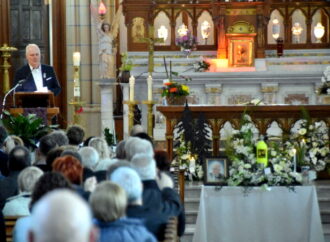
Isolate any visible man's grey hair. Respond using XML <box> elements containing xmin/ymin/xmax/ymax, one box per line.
<box><xmin>18</xmin><ymin>166</ymin><xmax>43</xmax><ymax>193</ymax></box>
<box><xmin>25</xmin><ymin>43</ymin><xmax>40</xmax><ymax>55</ymax></box>
<box><xmin>110</xmin><ymin>167</ymin><xmax>143</xmax><ymax>203</ymax></box>
<box><xmin>124</xmin><ymin>137</ymin><xmax>154</xmax><ymax>161</ymax></box>
<box><xmin>78</xmin><ymin>146</ymin><xmax>100</xmax><ymax>170</ymax></box>
<box><xmin>131</xmin><ymin>153</ymin><xmax>157</xmax><ymax>181</ymax></box>
<box><xmin>48</xmin><ymin>130</ymin><xmax>69</xmax><ymax>147</ymax></box>
<box><xmin>29</xmin><ymin>189</ymin><xmax>94</xmax><ymax>242</ymax></box>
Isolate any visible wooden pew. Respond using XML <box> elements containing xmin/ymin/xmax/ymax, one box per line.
<box><xmin>5</xmin><ymin>216</ymin><xmax>21</xmax><ymax>242</ymax></box>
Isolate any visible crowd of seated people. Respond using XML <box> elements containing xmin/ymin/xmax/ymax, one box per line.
<box><xmin>0</xmin><ymin>124</ymin><xmax>185</xmax><ymax>241</ymax></box>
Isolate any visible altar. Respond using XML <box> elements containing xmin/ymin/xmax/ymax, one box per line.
<box><xmin>193</xmin><ymin>186</ymin><xmax>324</xmax><ymax>242</ymax></box>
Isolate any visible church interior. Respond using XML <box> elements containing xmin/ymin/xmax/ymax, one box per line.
<box><xmin>0</xmin><ymin>0</ymin><xmax>330</xmax><ymax>241</ymax></box>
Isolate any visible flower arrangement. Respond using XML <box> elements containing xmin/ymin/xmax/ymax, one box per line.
<box><xmin>289</xmin><ymin>118</ymin><xmax>330</xmax><ymax>171</ymax></box>
<box><xmin>318</xmin><ymin>66</ymin><xmax>330</xmax><ymax>95</ymax></box>
<box><xmin>225</xmin><ymin>114</ymin><xmax>302</xmax><ymax>187</ymax></box>
<box><xmin>176</xmin><ymin>31</ymin><xmax>197</xmax><ymax>50</ymax></box>
<box><xmin>162</xmin><ymin>80</ymin><xmax>189</xmax><ymax>98</ymax></box>
<box><xmin>174</xmin><ymin>135</ymin><xmax>203</xmax><ymax>181</ymax></box>
<box><xmin>194</xmin><ymin>59</ymin><xmax>210</xmax><ymax>72</ymax></box>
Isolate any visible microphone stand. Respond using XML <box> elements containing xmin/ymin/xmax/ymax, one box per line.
<box><xmin>1</xmin><ymin>82</ymin><xmax>22</xmax><ymax>119</ymax></box>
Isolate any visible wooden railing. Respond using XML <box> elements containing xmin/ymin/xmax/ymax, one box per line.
<box><xmin>157</xmin><ymin>105</ymin><xmax>330</xmax><ymax>201</ymax></box>
<box><xmin>157</xmin><ymin>105</ymin><xmax>330</xmax><ymax>160</ymax></box>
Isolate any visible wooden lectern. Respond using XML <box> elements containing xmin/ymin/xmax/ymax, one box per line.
<box><xmin>9</xmin><ymin>92</ymin><xmax>59</xmax><ymax>125</ymax></box>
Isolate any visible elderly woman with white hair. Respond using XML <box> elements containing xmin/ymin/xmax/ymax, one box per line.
<box><xmin>2</xmin><ymin>166</ymin><xmax>43</xmax><ymax>216</ymax></box>
<box><xmin>110</xmin><ymin>167</ymin><xmax>169</xmax><ymax>240</ymax></box>
<box><xmin>124</xmin><ymin>137</ymin><xmax>154</xmax><ymax>161</ymax></box>
<box><xmin>88</xmin><ymin>137</ymin><xmax>116</xmax><ymax>171</ymax></box>
<box><xmin>89</xmin><ymin>181</ymin><xmax>156</xmax><ymax>242</ymax></box>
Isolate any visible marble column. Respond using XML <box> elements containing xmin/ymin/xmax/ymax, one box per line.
<box><xmin>121</xmin><ymin>83</ymin><xmax>130</xmax><ymax>139</ymax></box>
<box><xmin>98</xmin><ymin>79</ymin><xmax>116</xmax><ymax>137</ymax></box>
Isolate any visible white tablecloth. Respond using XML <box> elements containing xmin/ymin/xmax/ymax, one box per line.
<box><xmin>193</xmin><ymin>186</ymin><xmax>324</xmax><ymax>242</ymax></box>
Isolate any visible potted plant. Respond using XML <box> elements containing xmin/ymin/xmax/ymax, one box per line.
<box><xmin>119</xmin><ymin>52</ymin><xmax>133</xmax><ymax>83</ymax></box>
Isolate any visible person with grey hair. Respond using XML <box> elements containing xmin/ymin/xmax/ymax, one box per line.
<box><xmin>28</xmin><ymin>189</ymin><xmax>98</xmax><ymax>242</ymax></box>
<box><xmin>124</xmin><ymin>137</ymin><xmax>154</xmax><ymax>161</ymax></box>
<box><xmin>110</xmin><ymin>167</ymin><xmax>169</xmax><ymax>240</ymax></box>
<box><xmin>48</xmin><ymin>130</ymin><xmax>69</xmax><ymax>147</ymax></box>
<box><xmin>130</xmin><ymin>124</ymin><xmax>145</xmax><ymax>136</ymax></box>
<box><xmin>3</xmin><ymin>166</ymin><xmax>43</xmax><ymax>216</ymax></box>
<box><xmin>89</xmin><ymin>181</ymin><xmax>156</xmax><ymax>242</ymax></box>
<box><xmin>79</xmin><ymin>147</ymin><xmax>99</xmax><ymax>171</ymax></box>
<box><xmin>131</xmin><ymin>153</ymin><xmax>186</xmax><ymax>237</ymax></box>
<box><xmin>13</xmin><ymin>43</ymin><xmax>61</xmax><ymax>96</ymax></box>
<box><xmin>88</xmin><ymin>137</ymin><xmax>115</xmax><ymax>171</ymax></box>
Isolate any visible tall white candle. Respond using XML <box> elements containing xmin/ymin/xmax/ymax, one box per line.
<box><xmin>73</xmin><ymin>52</ymin><xmax>81</xmax><ymax>67</ymax></box>
<box><xmin>147</xmin><ymin>74</ymin><xmax>153</xmax><ymax>101</ymax></box>
<box><xmin>293</xmin><ymin>148</ymin><xmax>297</xmax><ymax>172</ymax></box>
<box><xmin>129</xmin><ymin>75</ymin><xmax>135</xmax><ymax>101</ymax></box>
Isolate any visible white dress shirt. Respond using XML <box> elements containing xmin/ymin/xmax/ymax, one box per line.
<box><xmin>30</xmin><ymin>65</ymin><xmax>48</xmax><ymax>92</ymax></box>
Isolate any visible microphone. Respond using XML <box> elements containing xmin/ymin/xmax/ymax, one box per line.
<box><xmin>17</xmin><ymin>79</ymin><xmax>26</xmax><ymax>85</ymax></box>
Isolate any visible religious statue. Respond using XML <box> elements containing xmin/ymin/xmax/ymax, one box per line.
<box><xmin>91</xmin><ymin>1</ymin><xmax>122</xmax><ymax>79</ymax></box>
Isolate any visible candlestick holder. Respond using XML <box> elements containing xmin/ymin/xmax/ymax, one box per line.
<box><xmin>142</xmin><ymin>100</ymin><xmax>156</xmax><ymax>137</ymax></box>
<box><xmin>0</xmin><ymin>44</ymin><xmax>17</xmax><ymax>94</ymax></box>
<box><xmin>123</xmin><ymin>100</ymin><xmax>139</xmax><ymax>132</ymax></box>
<box><xmin>69</xmin><ymin>65</ymin><xmax>84</xmax><ymax>125</ymax></box>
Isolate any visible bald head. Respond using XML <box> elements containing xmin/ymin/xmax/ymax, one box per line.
<box><xmin>29</xmin><ymin>189</ymin><xmax>97</xmax><ymax>242</ymax></box>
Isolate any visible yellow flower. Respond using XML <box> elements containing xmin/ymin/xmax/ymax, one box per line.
<box><xmin>182</xmin><ymin>85</ymin><xmax>189</xmax><ymax>92</ymax></box>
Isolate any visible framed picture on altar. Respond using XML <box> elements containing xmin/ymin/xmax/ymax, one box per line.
<box><xmin>203</xmin><ymin>156</ymin><xmax>228</xmax><ymax>185</ymax></box>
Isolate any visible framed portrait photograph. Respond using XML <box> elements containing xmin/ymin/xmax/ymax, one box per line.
<box><xmin>204</xmin><ymin>157</ymin><xmax>228</xmax><ymax>185</ymax></box>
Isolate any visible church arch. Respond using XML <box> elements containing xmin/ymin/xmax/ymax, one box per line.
<box><xmin>290</xmin><ymin>9</ymin><xmax>307</xmax><ymax>44</ymax></box>
<box><xmin>267</xmin><ymin>9</ymin><xmax>285</xmax><ymax>44</ymax></box>
<box><xmin>154</xmin><ymin>11</ymin><xmax>171</xmax><ymax>46</ymax></box>
<box><xmin>197</xmin><ymin>10</ymin><xmax>214</xmax><ymax>45</ymax></box>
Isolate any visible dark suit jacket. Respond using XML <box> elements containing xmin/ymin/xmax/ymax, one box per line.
<box><xmin>13</xmin><ymin>64</ymin><xmax>61</xmax><ymax>96</ymax></box>
<box><xmin>0</xmin><ymin>171</ymin><xmax>20</xmax><ymax>210</ymax></box>
<box><xmin>142</xmin><ymin>180</ymin><xmax>185</xmax><ymax>236</ymax></box>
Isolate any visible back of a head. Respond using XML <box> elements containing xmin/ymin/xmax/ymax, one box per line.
<box><xmin>107</xmin><ymin>160</ymin><xmax>131</xmax><ymax>178</ymax></box>
<box><xmin>125</xmin><ymin>137</ymin><xmax>154</xmax><ymax>161</ymax></box>
<box><xmin>89</xmin><ymin>181</ymin><xmax>126</xmax><ymax>222</ymax></box>
<box><xmin>154</xmin><ymin>150</ymin><xmax>171</xmax><ymax>171</ymax></box>
<box><xmin>39</xmin><ymin>135</ymin><xmax>58</xmax><ymax>157</ymax></box>
<box><xmin>8</xmin><ymin>145</ymin><xmax>31</xmax><ymax>172</ymax></box>
<box><xmin>48</xmin><ymin>130</ymin><xmax>69</xmax><ymax>147</ymax></box>
<box><xmin>130</xmin><ymin>124</ymin><xmax>144</xmax><ymax>136</ymax></box>
<box><xmin>115</xmin><ymin>140</ymin><xmax>126</xmax><ymax>159</ymax></box>
<box><xmin>17</xmin><ymin>166</ymin><xmax>43</xmax><ymax>193</ymax></box>
<box><xmin>52</xmin><ymin>155</ymin><xmax>83</xmax><ymax>185</ymax></box>
<box><xmin>66</xmin><ymin>125</ymin><xmax>85</xmax><ymax>145</ymax></box>
<box><xmin>133</xmin><ymin>132</ymin><xmax>154</xmax><ymax>147</ymax></box>
<box><xmin>30</xmin><ymin>189</ymin><xmax>94</xmax><ymax>242</ymax></box>
<box><xmin>0</xmin><ymin>126</ymin><xmax>8</xmax><ymax>147</ymax></box>
<box><xmin>4</xmin><ymin>135</ymin><xmax>24</xmax><ymax>154</ymax></box>
<box><xmin>30</xmin><ymin>172</ymin><xmax>72</xmax><ymax>209</ymax></box>
<box><xmin>110</xmin><ymin>167</ymin><xmax>142</xmax><ymax>204</ymax></box>
<box><xmin>61</xmin><ymin>150</ymin><xmax>82</xmax><ymax>163</ymax></box>
<box><xmin>78</xmin><ymin>147</ymin><xmax>99</xmax><ymax>170</ymax></box>
<box><xmin>131</xmin><ymin>153</ymin><xmax>156</xmax><ymax>181</ymax></box>
<box><xmin>46</xmin><ymin>147</ymin><xmax>65</xmax><ymax>170</ymax></box>
<box><xmin>88</xmin><ymin>137</ymin><xmax>109</xmax><ymax>160</ymax></box>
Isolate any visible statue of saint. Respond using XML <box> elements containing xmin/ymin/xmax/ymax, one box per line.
<box><xmin>91</xmin><ymin>2</ymin><xmax>122</xmax><ymax>79</ymax></box>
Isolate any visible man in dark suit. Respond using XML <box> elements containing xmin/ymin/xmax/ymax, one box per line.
<box><xmin>13</xmin><ymin>44</ymin><xmax>61</xmax><ymax>96</ymax></box>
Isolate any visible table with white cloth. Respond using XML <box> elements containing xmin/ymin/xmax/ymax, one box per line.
<box><xmin>192</xmin><ymin>186</ymin><xmax>324</xmax><ymax>242</ymax></box>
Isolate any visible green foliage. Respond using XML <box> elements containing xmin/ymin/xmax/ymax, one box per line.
<box><xmin>104</xmin><ymin>127</ymin><xmax>115</xmax><ymax>146</ymax></box>
<box><xmin>119</xmin><ymin>52</ymin><xmax>133</xmax><ymax>71</ymax></box>
<box><xmin>2</xmin><ymin>110</ymin><xmax>56</xmax><ymax>149</ymax></box>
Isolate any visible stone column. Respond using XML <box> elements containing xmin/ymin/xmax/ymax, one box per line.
<box><xmin>98</xmin><ymin>79</ymin><xmax>116</xmax><ymax>137</ymax></box>
<box><xmin>261</xmin><ymin>83</ymin><xmax>278</xmax><ymax>104</ymax></box>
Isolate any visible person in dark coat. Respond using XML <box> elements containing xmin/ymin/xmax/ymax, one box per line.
<box><xmin>110</xmin><ymin>166</ymin><xmax>169</xmax><ymax>240</ymax></box>
<box><xmin>13</xmin><ymin>44</ymin><xmax>61</xmax><ymax>96</ymax></box>
<box><xmin>0</xmin><ymin>126</ymin><xmax>9</xmax><ymax>177</ymax></box>
<box><xmin>0</xmin><ymin>146</ymin><xmax>31</xmax><ymax>209</ymax></box>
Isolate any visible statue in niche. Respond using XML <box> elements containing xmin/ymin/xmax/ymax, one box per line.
<box><xmin>91</xmin><ymin>1</ymin><xmax>122</xmax><ymax>79</ymax></box>
<box><xmin>132</xmin><ymin>17</ymin><xmax>145</xmax><ymax>43</ymax></box>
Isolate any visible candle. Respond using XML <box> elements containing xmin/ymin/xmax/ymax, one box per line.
<box><xmin>129</xmin><ymin>75</ymin><xmax>135</xmax><ymax>101</ymax></box>
<box><xmin>73</xmin><ymin>52</ymin><xmax>81</xmax><ymax>67</ymax></box>
<box><xmin>292</xmin><ymin>148</ymin><xmax>297</xmax><ymax>172</ymax></box>
<box><xmin>147</xmin><ymin>74</ymin><xmax>153</xmax><ymax>101</ymax></box>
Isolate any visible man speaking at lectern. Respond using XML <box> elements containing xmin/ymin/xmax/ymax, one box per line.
<box><xmin>13</xmin><ymin>44</ymin><xmax>61</xmax><ymax>96</ymax></box>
